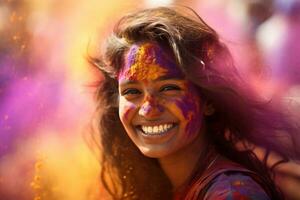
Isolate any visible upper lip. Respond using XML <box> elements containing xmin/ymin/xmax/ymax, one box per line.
<box><xmin>134</xmin><ymin>121</ymin><xmax>178</xmax><ymax>127</ymax></box>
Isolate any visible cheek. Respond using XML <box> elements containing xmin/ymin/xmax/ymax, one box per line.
<box><xmin>119</xmin><ymin>98</ymin><xmax>136</xmax><ymax>125</ymax></box>
<box><xmin>170</xmin><ymin>92</ymin><xmax>202</xmax><ymax>135</ymax></box>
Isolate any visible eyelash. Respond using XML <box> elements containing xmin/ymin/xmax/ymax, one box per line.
<box><xmin>121</xmin><ymin>84</ymin><xmax>181</xmax><ymax>96</ymax></box>
<box><xmin>160</xmin><ymin>84</ymin><xmax>181</xmax><ymax>92</ymax></box>
<box><xmin>121</xmin><ymin>88</ymin><xmax>141</xmax><ymax>96</ymax></box>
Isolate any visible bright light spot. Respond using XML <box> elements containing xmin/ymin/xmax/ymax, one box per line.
<box><xmin>256</xmin><ymin>16</ymin><xmax>285</xmax><ymax>55</ymax></box>
<box><xmin>145</xmin><ymin>0</ymin><xmax>173</xmax><ymax>7</ymax></box>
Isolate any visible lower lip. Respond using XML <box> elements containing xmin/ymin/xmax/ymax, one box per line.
<box><xmin>137</xmin><ymin>124</ymin><xmax>178</xmax><ymax>143</ymax></box>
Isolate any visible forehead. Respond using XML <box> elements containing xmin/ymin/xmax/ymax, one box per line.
<box><xmin>118</xmin><ymin>42</ymin><xmax>183</xmax><ymax>82</ymax></box>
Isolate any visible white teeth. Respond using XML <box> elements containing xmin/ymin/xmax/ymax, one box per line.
<box><xmin>164</xmin><ymin>124</ymin><xmax>168</xmax><ymax>130</ymax></box>
<box><xmin>158</xmin><ymin>125</ymin><xmax>163</xmax><ymax>132</ymax></box>
<box><xmin>141</xmin><ymin>124</ymin><xmax>174</xmax><ymax>135</ymax></box>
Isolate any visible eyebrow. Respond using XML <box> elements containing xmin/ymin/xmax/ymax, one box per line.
<box><xmin>119</xmin><ymin>75</ymin><xmax>184</xmax><ymax>85</ymax></box>
<box><xmin>156</xmin><ymin>74</ymin><xmax>184</xmax><ymax>81</ymax></box>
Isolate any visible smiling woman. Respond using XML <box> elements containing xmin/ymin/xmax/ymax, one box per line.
<box><xmin>88</xmin><ymin>6</ymin><xmax>299</xmax><ymax>200</ymax></box>
<box><xmin>118</xmin><ymin>42</ymin><xmax>203</xmax><ymax>159</ymax></box>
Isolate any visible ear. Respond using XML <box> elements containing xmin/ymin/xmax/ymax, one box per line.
<box><xmin>204</xmin><ymin>102</ymin><xmax>215</xmax><ymax>116</ymax></box>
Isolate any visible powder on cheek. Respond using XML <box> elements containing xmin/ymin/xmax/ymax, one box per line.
<box><xmin>119</xmin><ymin>102</ymin><xmax>136</xmax><ymax>121</ymax></box>
<box><xmin>174</xmin><ymin>86</ymin><xmax>202</xmax><ymax>135</ymax></box>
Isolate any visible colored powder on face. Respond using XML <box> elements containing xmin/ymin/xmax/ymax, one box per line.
<box><xmin>139</xmin><ymin>101</ymin><xmax>152</xmax><ymax>116</ymax></box>
<box><xmin>174</xmin><ymin>84</ymin><xmax>201</xmax><ymax>135</ymax></box>
<box><xmin>118</xmin><ymin>43</ymin><xmax>182</xmax><ymax>82</ymax></box>
<box><xmin>121</xmin><ymin>104</ymin><xmax>136</xmax><ymax>121</ymax></box>
<box><xmin>185</xmin><ymin>112</ymin><xmax>198</xmax><ymax>135</ymax></box>
<box><xmin>176</xmin><ymin>99</ymin><xmax>199</xmax><ymax>134</ymax></box>
<box><xmin>139</xmin><ymin>97</ymin><xmax>164</xmax><ymax>116</ymax></box>
<box><xmin>175</xmin><ymin>83</ymin><xmax>200</xmax><ymax>119</ymax></box>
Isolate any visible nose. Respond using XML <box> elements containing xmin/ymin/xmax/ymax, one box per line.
<box><xmin>138</xmin><ymin>95</ymin><xmax>164</xmax><ymax>119</ymax></box>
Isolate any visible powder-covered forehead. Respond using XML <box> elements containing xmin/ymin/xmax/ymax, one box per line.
<box><xmin>118</xmin><ymin>42</ymin><xmax>183</xmax><ymax>82</ymax></box>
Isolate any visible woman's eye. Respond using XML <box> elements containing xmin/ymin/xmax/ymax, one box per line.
<box><xmin>160</xmin><ymin>85</ymin><xmax>181</xmax><ymax>92</ymax></box>
<box><xmin>121</xmin><ymin>88</ymin><xmax>141</xmax><ymax>96</ymax></box>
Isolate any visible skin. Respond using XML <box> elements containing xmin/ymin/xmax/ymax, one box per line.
<box><xmin>118</xmin><ymin>42</ymin><xmax>209</xmax><ymax>188</ymax></box>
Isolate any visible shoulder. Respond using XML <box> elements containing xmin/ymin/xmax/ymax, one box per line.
<box><xmin>203</xmin><ymin>172</ymin><xmax>271</xmax><ymax>200</ymax></box>
<box><xmin>181</xmin><ymin>155</ymin><xmax>274</xmax><ymax>200</ymax></box>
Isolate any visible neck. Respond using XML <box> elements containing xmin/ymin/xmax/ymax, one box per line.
<box><xmin>158</xmin><ymin>134</ymin><xmax>206</xmax><ymax>190</ymax></box>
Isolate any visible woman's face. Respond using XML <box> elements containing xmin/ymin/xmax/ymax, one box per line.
<box><xmin>118</xmin><ymin>42</ymin><xmax>205</xmax><ymax>158</ymax></box>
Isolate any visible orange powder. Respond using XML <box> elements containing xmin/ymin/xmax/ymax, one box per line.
<box><xmin>121</xmin><ymin>43</ymin><xmax>169</xmax><ymax>81</ymax></box>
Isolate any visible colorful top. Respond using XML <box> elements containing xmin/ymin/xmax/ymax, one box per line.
<box><xmin>174</xmin><ymin>155</ymin><xmax>276</xmax><ymax>200</ymax></box>
<box><xmin>203</xmin><ymin>172</ymin><xmax>270</xmax><ymax>200</ymax></box>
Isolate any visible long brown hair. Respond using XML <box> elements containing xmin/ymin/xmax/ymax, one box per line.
<box><xmin>88</xmin><ymin>6</ymin><xmax>299</xmax><ymax>199</ymax></box>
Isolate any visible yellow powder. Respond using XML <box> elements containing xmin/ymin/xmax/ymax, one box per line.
<box><xmin>125</xmin><ymin>43</ymin><xmax>168</xmax><ymax>81</ymax></box>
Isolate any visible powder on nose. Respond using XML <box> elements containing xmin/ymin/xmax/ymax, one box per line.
<box><xmin>139</xmin><ymin>97</ymin><xmax>164</xmax><ymax>116</ymax></box>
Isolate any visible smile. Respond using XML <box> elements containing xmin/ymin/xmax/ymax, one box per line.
<box><xmin>140</xmin><ymin>123</ymin><xmax>175</xmax><ymax>135</ymax></box>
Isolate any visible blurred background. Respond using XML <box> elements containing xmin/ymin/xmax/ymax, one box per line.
<box><xmin>0</xmin><ymin>0</ymin><xmax>299</xmax><ymax>199</ymax></box>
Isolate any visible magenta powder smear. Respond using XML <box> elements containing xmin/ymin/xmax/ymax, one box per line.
<box><xmin>174</xmin><ymin>88</ymin><xmax>201</xmax><ymax>135</ymax></box>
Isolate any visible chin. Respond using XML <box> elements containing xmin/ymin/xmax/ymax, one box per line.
<box><xmin>138</xmin><ymin>145</ymin><xmax>174</xmax><ymax>158</ymax></box>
